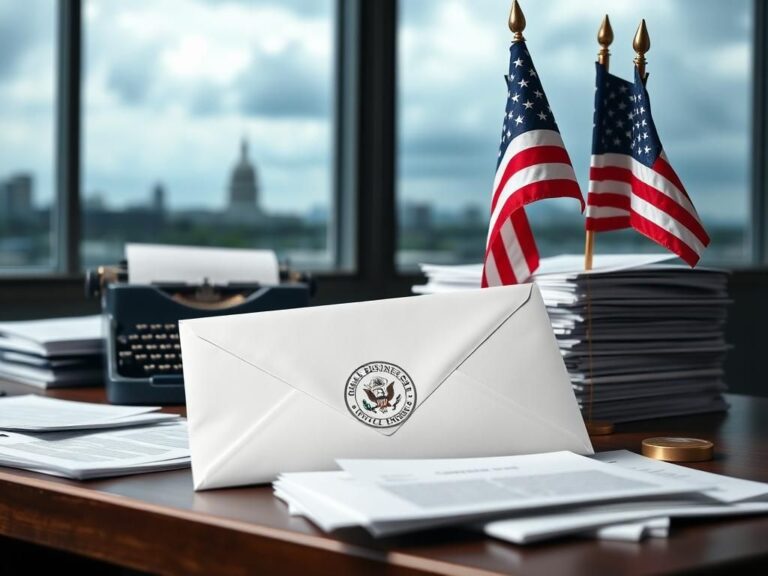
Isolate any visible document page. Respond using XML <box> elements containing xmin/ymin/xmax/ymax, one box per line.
<box><xmin>479</xmin><ymin>450</ymin><xmax>768</xmax><ymax>544</ymax></box>
<box><xmin>314</xmin><ymin>452</ymin><xmax>707</xmax><ymax>524</ymax></box>
<box><xmin>480</xmin><ymin>498</ymin><xmax>768</xmax><ymax>544</ymax></box>
<box><xmin>592</xmin><ymin>450</ymin><xmax>768</xmax><ymax>503</ymax></box>
<box><xmin>0</xmin><ymin>421</ymin><xmax>189</xmax><ymax>477</ymax></box>
<box><xmin>0</xmin><ymin>395</ymin><xmax>173</xmax><ymax>431</ymax></box>
<box><xmin>0</xmin><ymin>315</ymin><xmax>102</xmax><ymax>356</ymax></box>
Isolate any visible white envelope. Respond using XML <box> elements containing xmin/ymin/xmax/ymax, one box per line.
<box><xmin>180</xmin><ymin>284</ymin><xmax>593</xmax><ymax>490</ymax></box>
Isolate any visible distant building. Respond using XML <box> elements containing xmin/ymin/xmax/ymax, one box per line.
<box><xmin>84</xmin><ymin>191</ymin><xmax>107</xmax><ymax>211</ymax></box>
<box><xmin>152</xmin><ymin>182</ymin><xmax>166</xmax><ymax>214</ymax></box>
<box><xmin>1</xmin><ymin>173</ymin><xmax>34</xmax><ymax>223</ymax></box>
<box><xmin>400</xmin><ymin>201</ymin><xmax>433</xmax><ymax>230</ymax></box>
<box><xmin>461</xmin><ymin>203</ymin><xmax>484</xmax><ymax>226</ymax></box>
<box><xmin>228</xmin><ymin>138</ymin><xmax>261</xmax><ymax>214</ymax></box>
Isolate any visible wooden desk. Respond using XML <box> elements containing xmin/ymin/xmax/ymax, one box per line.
<box><xmin>1</xmin><ymin>388</ymin><xmax>767</xmax><ymax>575</ymax></box>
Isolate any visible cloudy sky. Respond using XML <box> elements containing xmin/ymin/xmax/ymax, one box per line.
<box><xmin>0</xmin><ymin>0</ymin><xmax>753</xmax><ymax>227</ymax></box>
<box><xmin>398</xmin><ymin>0</ymin><xmax>753</xmax><ymax>227</ymax></box>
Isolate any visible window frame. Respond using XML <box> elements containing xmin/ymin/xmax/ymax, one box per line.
<box><xmin>0</xmin><ymin>0</ymin><xmax>764</xmax><ymax>319</ymax></box>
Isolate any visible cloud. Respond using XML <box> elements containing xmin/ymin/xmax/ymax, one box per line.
<box><xmin>105</xmin><ymin>44</ymin><xmax>160</xmax><ymax>105</ymax></box>
<box><xmin>237</xmin><ymin>44</ymin><xmax>331</xmax><ymax>118</ymax></box>
<box><xmin>0</xmin><ymin>1</ymin><xmax>51</xmax><ymax>79</ymax></box>
<box><xmin>200</xmin><ymin>0</ymin><xmax>332</xmax><ymax>18</ymax></box>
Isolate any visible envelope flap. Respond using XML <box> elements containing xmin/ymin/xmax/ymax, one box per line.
<box><xmin>182</xmin><ymin>285</ymin><xmax>533</xmax><ymax>435</ymax></box>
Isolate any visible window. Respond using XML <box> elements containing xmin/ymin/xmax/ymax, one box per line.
<box><xmin>81</xmin><ymin>0</ymin><xmax>336</xmax><ymax>270</ymax></box>
<box><xmin>397</xmin><ymin>0</ymin><xmax>753</xmax><ymax>268</ymax></box>
<box><xmin>0</xmin><ymin>0</ymin><xmax>56</xmax><ymax>269</ymax></box>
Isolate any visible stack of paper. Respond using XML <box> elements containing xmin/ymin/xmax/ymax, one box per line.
<box><xmin>414</xmin><ymin>255</ymin><xmax>730</xmax><ymax>422</ymax></box>
<box><xmin>275</xmin><ymin>451</ymin><xmax>768</xmax><ymax>544</ymax></box>
<box><xmin>481</xmin><ymin>450</ymin><xmax>768</xmax><ymax>544</ymax></box>
<box><xmin>0</xmin><ymin>395</ymin><xmax>190</xmax><ymax>479</ymax></box>
<box><xmin>0</xmin><ymin>316</ymin><xmax>104</xmax><ymax>388</ymax></box>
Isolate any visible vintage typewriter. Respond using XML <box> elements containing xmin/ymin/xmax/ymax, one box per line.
<box><xmin>86</xmin><ymin>263</ymin><xmax>313</xmax><ymax>405</ymax></box>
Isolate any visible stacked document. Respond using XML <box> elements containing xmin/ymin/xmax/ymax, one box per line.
<box><xmin>481</xmin><ymin>450</ymin><xmax>768</xmax><ymax>544</ymax></box>
<box><xmin>0</xmin><ymin>395</ymin><xmax>189</xmax><ymax>479</ymax></box>
<box><xmin>275</xmin><ymin>451</ymin><xmax>768</xmax><ymax>543</ymax></box>
<box><xmin>0</xmin><ymin>316</ymin><xmax>104</xmax><ymax>388</ymax></box>
<box><xmin>414</xmin><ymin>255</ymin><xmax>730</xmax><ymax>422</ymax></box>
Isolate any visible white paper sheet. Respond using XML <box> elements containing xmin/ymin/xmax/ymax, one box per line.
<box><xmin>0</xmin><ymin>395</ymin><xmax>176</xmax><ymax>431</ymax></box>
<box><xmin>588</xmin><ymin>517</ymin><xmax>670</xmax><ymax>541</ymax></box>
<box><xmin>0</xmin><ymin>315</ymin><xmax>103</xmax><ymax>357</ymax></box>
<box><xmin>0</xmin><ymin>421</ymin><xmax>190</xmax><ymax>479</ymax></box>
<box><xmin>278</xmin><ymin>452</ymin><xmax>708</xmax><ymax>536</ymax></box>
<box><xmin>479</xmin><ymin>450</ymin><xmax>768</xmax><ymax>544</ymax></box>
<box><xmin>592</xmin><ymin>450</ymin><xmax>768</xmax><ymax>503</ymax></box>
<box><xmin>481</xmin><ymin>499</ymin><xmax>768</xmax><ymax>544</ymax></box>
<box><xmin>126</xmin><ymin>243</ymin><xmax>279</xmax><ymax>285</ymax></box>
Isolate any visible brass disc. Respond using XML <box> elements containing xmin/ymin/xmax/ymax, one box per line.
<box><xmin>641</xmin><ymin>437</ymin><xmax>714</xmax><ymax>462</ymax></box>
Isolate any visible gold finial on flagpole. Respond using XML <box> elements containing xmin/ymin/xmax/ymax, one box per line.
<box><xmin>584</xmin><ymin>15</ymin><xmax>613</xmax><ymax>272</ymax></box>
<box><xmin>633</xmin><ymin>19</ymin><xmax>650</xmax><ymax>80</ymax></box>
<box><xmin>597</xmin><ymin>14</ymin><xmax>613</xmax><ymax>68</ymax></box>
<box><xmin>508</xmin><ymin>0</ymin><xmax>526</xmax><ymax>42</ymax></box>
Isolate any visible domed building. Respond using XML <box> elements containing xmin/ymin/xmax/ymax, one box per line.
<box><xmin>227</xmin><ymin>138</ymin><xmax>262</xmax><ymax>216</ymax></box>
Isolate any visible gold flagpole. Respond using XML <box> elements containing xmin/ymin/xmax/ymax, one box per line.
<box><xmin>584</xmin><ymin>16</ymin><xmax>615</xmax><ymax>437</ymax></box>
<box><xmin>583</xmin><ymin>15</ymin><xmax>613</xmax><ymax>271</ymax></box>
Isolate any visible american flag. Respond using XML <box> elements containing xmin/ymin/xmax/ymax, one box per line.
<box><xmin>586</xmin><ymin>64</ymin><xmax>710</xmax><ymax>266</ymax></box>
<box><xmin>482</xmin><ymin>42</ymin><xmax>584</xmax><ymax>287</ymax></box>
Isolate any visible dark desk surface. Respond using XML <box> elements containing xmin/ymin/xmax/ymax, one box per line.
<box><xmin>1</xmin><ymin>387</ymin><xmax>767</xmax><ymax>575</ymax></box>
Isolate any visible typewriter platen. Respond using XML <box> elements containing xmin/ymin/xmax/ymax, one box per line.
<box><xmin>87</xmin><ymin>264</ymin><xmax>313</xmax><ymax>405</ymax></box>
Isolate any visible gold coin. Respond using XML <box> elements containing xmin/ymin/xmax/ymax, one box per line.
<box><xmin>641</xmin><ymin>437</ymin><xmax>714</xmax><ymax>462</ymax></box>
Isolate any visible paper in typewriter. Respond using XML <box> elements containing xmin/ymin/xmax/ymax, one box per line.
<box><xmin>126</xmin><ymin>243</ymin><xmax>279</xmax><ymax>285</ymax></box>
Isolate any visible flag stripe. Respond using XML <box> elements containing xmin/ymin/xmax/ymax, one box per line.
<box><xmin>632</xmin><ymin>194</ymin><xmax>707</xmax><ymax>254</ymax></box>
<box><xmin>481</xmin><ymin>248</ymin><xmax>501</xmax><ymax>287</ymax></box>
<box><xmin>630</xmin><ymin>210</ymin><xmax>702</xmax><ymax>266</ymax></box>
<box><xmin>511</xmin><ymin>210</ymin><xmax>539</xmax><ymax>274</ymax></box>
<box><xmin>631</xmin><ymin>174</ymin><xmax>710</xmax><ymax>246</ymax></box>
<box><xmin>655</xmin><ymin>152</ymin><xmax>690</xmax><ymax>203</ymax></box>
<box><xmin>488</xmin><ymin>175</ymin><xmax>582</xmax><ymax>246</ymax></box>
<box><xmin>492</xmin><ymin>129</ymin><xmax>568</xmax><ymax>193</ymax></box>
<box><xmin>495</xmin><ymin>223</ymin><xmax>523</xmax><ymax>283</ymax></box>
<box><xmin>587</xmin><ymin>205</ymin><xmax>630</xmax><ymax>218</ymax></box>
<box><xmin>587</xmin><ymin>160</ymin><xmax>709</xmax><ymax>246</ymax></box>
<box><xmin>591</xmin><ymin>154</ymin><xmax>700</xmax><ymax>222</ymax></box>
<box><xmin>492</xmin><ymin>146</ymin><xmax>575</xmax><ymax>209</ymax></box>
<box><xmin>587</xmin><ymin>192</ymin><xmax>631</xmax><ymax>210</ymax></box>
<box><xmin>588</xmin><ymin>179</ymin><xmax>632</xmax><ymax>197</ymax></box>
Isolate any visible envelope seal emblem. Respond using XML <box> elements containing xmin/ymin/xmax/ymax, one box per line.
<box><xmin>344</xmin><ymin>361</ymin><xmax>417</xmax><ymax>428</ymax></box>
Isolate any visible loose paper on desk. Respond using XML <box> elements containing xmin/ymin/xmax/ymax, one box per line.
<box><xmin>588</xmin><ymin>517</ymin><xmax>670</xmax><ymax>542</ymax></box>
<box><xmin>480</xmin><ymin>450</ymin><xmax>768</xmax><ymax>544</ymax></box>
<box><xmin>126</xmin><ymin>243</ymin><xmax>279</xmax><ymax>285</ymax></box>
<box><xmin>0</xmin><ymin>421</ymin><xmax>190</xmax><ymax>480</ymax></box>
<box><xmin>276</xmin><ymin>451</ymin><xmax>709</xmax><ymax>536</ymax></box>
<box><xmin>0</xmin><ymin>395</ymin><xmax>179</xmax><ymax>432</ymax></box>
<box><xmin>0</xmin><ymin>315</ymin><xmax>102</xmax><ymax>357</ymax></box>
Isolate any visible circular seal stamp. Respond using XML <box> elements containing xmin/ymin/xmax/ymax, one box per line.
<box><xmin>344</xmin><ymin>361</ymin><xmax>417</xmax><ymax>428</ymax></box>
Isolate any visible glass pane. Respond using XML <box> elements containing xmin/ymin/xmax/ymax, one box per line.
<box><xmin>397</xmin><ymin>0</ymin><xmax>753</xmax><ymax>268</ymax></box>
<box><xmin>82</xmin><ymin>0</ymin><xmax>335</xmax><ymax>270</ymax></box>
<box><xmin>0</xmin><ymin>0</ymin><xmax>56</xmax><ymax>269</ymax></box>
